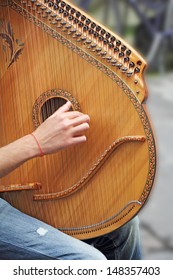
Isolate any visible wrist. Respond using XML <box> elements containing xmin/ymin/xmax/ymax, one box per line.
<box><xmin>20</xmin><ymin>134</ymin><xmax>41</xmax><ymax>159</ymax></box>
<box><xmin>30</xmin><ymin>133</ymin><xmax>44</xmax><ymax>157</ymax></box>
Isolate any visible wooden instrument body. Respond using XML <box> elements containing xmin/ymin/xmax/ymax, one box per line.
<box><xmin>0</xmin><ymin>0</ymin><xmax>156</xmax><ymax>239</ymax></box>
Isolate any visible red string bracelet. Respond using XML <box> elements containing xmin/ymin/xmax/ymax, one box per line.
<box><xmin>30</xmin><ymin>133</ymin><xmax>44</xmax><ymax>157</ymax></box>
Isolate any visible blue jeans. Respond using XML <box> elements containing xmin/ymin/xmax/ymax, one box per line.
<box><xmin>84</xmin><ymin>217</ymin><xmax>142</xmax><ymax>260</ymax></box>
<box><xmin>0</xmin><ymin>198</ymin><xmax>141</xmax><ymax>260</ymax></box>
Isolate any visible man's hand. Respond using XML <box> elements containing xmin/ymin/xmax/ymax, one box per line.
<box><xmin>33</xmin><ymin>101</ymin><xmax>90</xmax><ymax>155</ymax></box>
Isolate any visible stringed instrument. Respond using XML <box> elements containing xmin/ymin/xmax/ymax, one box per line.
<box><xmin>0</xmin><ymin>0</ymin><xmax>156</xmax><ymax>239</ymax></box>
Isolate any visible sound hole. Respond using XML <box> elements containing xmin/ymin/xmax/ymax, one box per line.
<box><xmin>40</xmin><ymin>97</ymin><xmax>72</xmax><ymax>122</ymax></box>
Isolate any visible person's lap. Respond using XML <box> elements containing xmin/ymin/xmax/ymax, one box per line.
<box><xmin>0</xmin><ymin>198</ymin><xmax>141</xmax><ymax>260</ymax></box>
<box><xmin>0</xmin><ymin>198</ymin><xmax>105</xmax><ymax>260</ymax></box>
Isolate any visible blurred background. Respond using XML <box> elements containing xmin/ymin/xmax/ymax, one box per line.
<box><xmin>70</xmin><ymin>0</ymin><xmax>173</xmax><ymax>259</ymax></box>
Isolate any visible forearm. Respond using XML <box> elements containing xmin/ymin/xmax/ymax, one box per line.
<box><xmin>0</xmin><ymin>102</ymin><xmax>90</xmax><ymax>179</ymax></box>
<box><xmin>0</xmin><ymin>135</ymin><xmax>39</xmax><ymax>178</ymax></box>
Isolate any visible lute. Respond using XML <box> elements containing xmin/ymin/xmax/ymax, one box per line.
<box><xmin>0</xmin><ymin>0</ymin><xmax>156</xmax><ymax>239</ymax></box>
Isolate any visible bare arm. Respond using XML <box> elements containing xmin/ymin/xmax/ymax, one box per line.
<box><xmin>0</xmin><ymin>101</ymin><xmax>90</xmax><ymax>178</ymax></box>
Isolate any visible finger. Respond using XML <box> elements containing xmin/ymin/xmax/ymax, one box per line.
<box><xmin>71</xmin><ymin>135</ymin><xmax>87</xmax><ymax>145</ymax></box>
<box><xmin>62</xmin><ymin>110</ymin><xmax>84</xmax><ymax>120</ymax></box>
<box><xmin>68</xmin><ymin>113</ymin><xmax>90</xmax><ymax>125</ymax></box>
<box><xmin>72</xmin><ymin>122</ymin><xmax>90</xmax><ymax>136</ymax></box>
<box><xmin>51</xmin><ymin>105</ymin><xmax>83</xmax><ymax>120</ymax></box>
<box><xmin>54</xmin><ymin>101</ymin><xmax>72</xmax><ymax>114</ymax></box>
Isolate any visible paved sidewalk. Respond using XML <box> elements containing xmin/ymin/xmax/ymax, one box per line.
<box><xmin>139</xmin><ymin>72</ymin><xmax>173</xmax><ymax>259</ymax></box>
